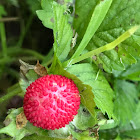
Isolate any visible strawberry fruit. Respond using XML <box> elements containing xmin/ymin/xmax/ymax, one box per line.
<box><xmin>23</xmin><ymin>74</ymin><xmax>80</xmax><ymax>130</ymax></box>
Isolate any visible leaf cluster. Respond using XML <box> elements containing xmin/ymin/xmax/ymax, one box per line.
<box><xmin>0</xmin><ymin>0</ymin><xmax>140</xmax><ymax>139</ymax></box>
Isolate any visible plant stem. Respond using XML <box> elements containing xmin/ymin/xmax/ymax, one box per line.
<box><xmin>21</xmin><ymin>49</ymin><xmax>45</xmax><ymax>60</ymax></box>
<box><xmin>0</xmin><ymin>15</ymin><xmax>7</xmax><ymax>57</ymax></box>
<box><xmin>16</xmin><ymin>14</ymin><xmax>34</xmax><ymax>48</ymax></box>
<box><xmin>0</xmin><ymin>57</ymin><xmax>15</xmax><ymax>64</ymax></box>
<box><xmin>0</xmin><ymin>49</ymin><xmax>44</xmax><ymax>65</ymax></box>
<box><xmin>0</xmin><ymin>83</ymin><xmax>23</xmax><ymax>104</ymax></box>
<box><xmin>0</xmin><ymin>17</ymin><xmax>19</xmax><ymax>22</ymax></box>
<box><xmin>63</xmin><ymin>26</ymin><xmax>140</xmax><ymax>68</ymax></box>
<box><xmin>71</xmin><ymin>0</ymin><xmax>112</xmax><ymax>59</ymax></box>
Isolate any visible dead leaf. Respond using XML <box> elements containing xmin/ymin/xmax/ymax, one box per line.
<box><xmin>19</xmin><ymin>59</ymin><xmax>35</xmax><ymax>75</ymax></box>
<box><xmin>16</xmin><ymin>111</ymin><xmax>27</xmax><ymax>129</ymax></box>
<box><xmin>67</xmin><ymin>134</ymin><xmax>73</xmax><ymax>140</ymax></box>
<box><xmin>34</xmin><ymin>60</ymin><xmax>48</xmax><ymax>77</ymax></box>
<box><xmin>89</xmin><ymin>124</ymin><xmax>100</xmax><ymax>140</ymax></box>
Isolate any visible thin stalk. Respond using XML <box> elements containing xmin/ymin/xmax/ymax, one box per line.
<box><xmin>0</xmin><ymin>84</ymin><xmax>23</xmax><ymax>103</ymax></box>
<box><xmin>21</xmin><ymin>49</ymin><xmax>45</xmax><ymax>60</ymax></box>
<box><xmin>0</xmin><ymin>17</ymin><xmax>19</xmax><ymax>22</ymax></box>
<box><xmin>0</xmin><ymin>15</ymin><xmax>7</xmax><ymax>57</ymax></box>
<box><xmin>0</xmin><ymin>57</ymin><xmax>15</xmax><ymax>64</ymax></box>
<box><xmin>16</xmin><ymin>14</ymin><xmax>34</xmax><ymax>48</ymax></box>
<box><xmin>63</xmin><ymin>26</ymin><xmax>140</xmax><ymax>67</ymax></box>
<box><xmin>0</xmin><ymin>49</ymin><xmax>44</xmax><ymax>65</ymax></box>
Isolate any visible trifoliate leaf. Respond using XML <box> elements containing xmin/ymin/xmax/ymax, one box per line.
<box><xmin>114</xmin><ymin>80</ymin><xmax>138</xmax><ymax>126</ymax></box>
<box><xmin>67</xmin><ymin>63</ymin><xmax>114</xmax><ymax>118</ymax></box>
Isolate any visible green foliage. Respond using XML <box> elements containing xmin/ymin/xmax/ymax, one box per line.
<box><xmin>72</xmin><ymin>104</ymin><xmax>96</xmax><ymax>130</ymax></box>
<box><xmin>36</xmin><ymin>0</ymin><xmax>54</xmax><ymax>29</ymax></box>
<box><xmin>120</xmin><ymin>58</ymin><xmax>140</xmax><ymax>81</ymax></box>
<box><xmin>67</xmin><ymin>63</ymin><xmax>114</xmax><ymax>118</ymax></box>
<box><xmin>74</xmin><ymin>0</ymin><xmax>140</xmax><ymax>72</ymax></box>
<box><xmin>114</xmin><ymin>80</ymin><xmax>138</xmax><ymax>126</ymax></box>
<box><xmin>52</xmin><ymin>2</ymin><xmax>73</xmax><ymax>62</ymax></box>
<box><xmin>120</xmin><ymin>101</ymin><xmax>140</xmax><ymax>138</ymax></box>
<box><xmin>22</xmin><ymin>134</ymin><xmax>69</xmax><ymax>140</ymax></box>
<box><xmin>1</xmin><ymin>0</ymin><xmax>140</xmax><ymax>139</ymax></box>
<box><xmin>0</xmin><ymin>108</ymin><xmax>48</xmax><ymax>140</ymax></box>
<box><xmin>71</xmin><ymin>0</ymin><xmax>112</xmax><ymax>59</ymax></box>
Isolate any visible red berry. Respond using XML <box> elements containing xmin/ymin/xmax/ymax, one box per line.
<box><xmin>23</xmin><ymin>74</ymin><xmax>80</xmax><ymax>130</ymax></box>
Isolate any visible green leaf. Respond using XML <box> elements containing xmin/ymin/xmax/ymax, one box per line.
<box><xmin>41</xmin><ymin>0</ymin><xmax>53</xmax><ymax>11</ymax></box>
<box><xmin>36</xmin><ymin>0</ymin><xmax>54</xmax><ymax>29</ymax></box>
<box><xmin>0</xmin><ymin>108</ymin><xmax>48</xmax><ymax>140</ymax></box>
<box><xmin>120</xmin><ymin>58</ymin><xmax>140</xmax><ymax>81</ymax></box>
<box><xmin>72</xmin><ymin>104</ymin><xmax>96</xmax><ymax>130</ymax></box>
<box><xmin>63</xmin><ymin>26</ymin><xmax>139</xmax><ymax>67</ymax></box>
<box><xmin>71</xmin><ymin>0</ymin><xmax>112</xmax><ymax>59</ymax></box>
<box><xmin>37</xmin><ymin>0</ymin><xmax>74</xmax><ymax>29</ymax></box>
<box><xmin>99</xmin><ymin>119</ymin><xmax>118</xmax><ymax>130</ymax></box>
<box><xmin>69</xmin><ymin>125</ymin><xmax>96</xmax><ymax>140</ymax></box>
<box><xmin>53</xmin><ymin>2</ymin><xmax>73</xmax><ymax>62</ymax></box>
<box><xmin>114</xmin><ymin>80</ymin><xmax>138</xmax><ymax>126</ymax></box>
<box><xmin>74</xmin><ymin>0</ymin><xmax>140</xmax><ymax>72</ymax></box>
<box><xmin>89</xmin><ymin>0</ymin><xmax>140</xmax><ymax>72</ymax></box>
<box><xmin>49</xmin><ymin>57</ymin><xmax>96</xmax><ymax>117</ymax></box>
<box><xmin>36</xmin><ymin>10</ymin><xmax>54</xmax><ymax>29</ymax></box>
<box><xmin>73</xmin><ymin>0</ymin><xmax>98</xmax><ymax>38</ymax></box>
<box><xmin>67</xmin><ymin>63</ymin><xmax>114</xmax><ymax>118</ymax></box>
<box><xmin>120</xmin><ymin>101</ymin><xmax>140</xmax><ymax>138</ymax></box>
<box><xmin>48</xmin><ymin>126</ymin><xmax>70</xmax><ymax>139</ymax></box>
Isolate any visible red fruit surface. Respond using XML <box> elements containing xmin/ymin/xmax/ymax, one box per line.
<box><xmin>23</xmin><ymin>74</ymin><xmax>80</xmax><ymax>130</ymax></box>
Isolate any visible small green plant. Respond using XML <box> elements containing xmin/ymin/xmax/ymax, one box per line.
<box><xmin>0</xmin><ymin>0</ymin><xmax>140</xmax><ymax>139</ymax></box>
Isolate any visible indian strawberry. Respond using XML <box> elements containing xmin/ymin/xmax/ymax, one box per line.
<box><xmin>23</xmin><ymin>74</ymin><xmax>80</xmax><ymax>130</ymax></box>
